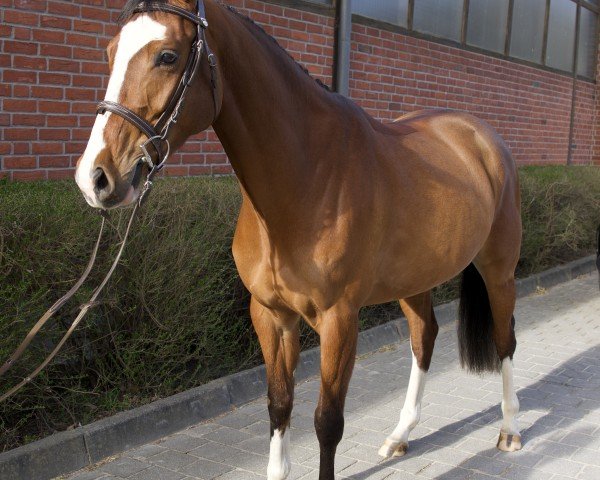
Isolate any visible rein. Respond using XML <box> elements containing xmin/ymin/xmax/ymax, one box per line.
<box><xmin>0</xmin><ymin>0</ymin><xmax>217</xmax><ymax>403</ymax></box>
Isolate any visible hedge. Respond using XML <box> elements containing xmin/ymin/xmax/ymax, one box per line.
<box><xmin>0</xmin><ymin>165</ymin><xmax>598</xmax><ymax>450</ymax></box>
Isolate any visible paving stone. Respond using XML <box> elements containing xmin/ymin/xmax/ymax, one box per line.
<box><xmin>128</xmin><ymin>466</ymin><xmax>185</xmax><ymax>480</ymax></box>
<box><xmin>213</xmin><ymin>469</ymin><xmax>264</xmax><ymax>480</ymax></box>
<box><xmin>63</xmin><ymin>274</ymin><xmax>600</xmax><ymax>480</ymax></box>
<box><xmin>578</xmin><ymin>465</ymin><xmax>600</xmax><ymax>480</ymax></box>
<box><xmin>68</xmin><ymin>471</ymin><xmax>109</xmax><ymax>480</ymax></box>
<box><xmin>126</xmin><ymin>444</ymin><xmax>167</xmax><ymax>459</ymax></box>
<box><xmin>148</xmin><ymin>450</ymin><xmax>198</xmax><ymax>471</ymax></box>
<box><xmin>157</xmin><ymin>434</ymin><xmax>208</xmax><ymax>453</ymax></box>
<box><xmin>99</xmin><ymin>457</ymin><xmax>148</xmax><ymax>477</ymax></box>
<box><xmin>178</xmin><ymin>459</ymin><xmax>234</xmax><ymax>479</ymax></box>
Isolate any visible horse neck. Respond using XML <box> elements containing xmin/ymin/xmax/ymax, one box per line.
<box><xmin>207</xmin><ymin>2</ymin><xmax>339</xmax><ymax>222</ymax></box>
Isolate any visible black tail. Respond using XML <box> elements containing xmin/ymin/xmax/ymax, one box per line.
<box><xmin>458</xmin><ymin>263</ymin><xmax>500</xmax><ymax>373</ymax></box>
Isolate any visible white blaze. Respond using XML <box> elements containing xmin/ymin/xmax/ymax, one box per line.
<box><xmin>75</xmin><ymin>14</ymin><xmax>167</xmax><ymax>206</ymax></box>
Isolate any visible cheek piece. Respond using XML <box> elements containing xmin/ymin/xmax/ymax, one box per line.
<box><xmin>96</xmin><ymin>0</ymin><xmax>220</xmax><ymax>205</ymax></box>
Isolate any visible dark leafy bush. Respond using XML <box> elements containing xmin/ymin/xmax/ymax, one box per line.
<box><xmin>0</xmin><ymin>165</ymin><xmax>598</xmax><ymax>450</ymax></box>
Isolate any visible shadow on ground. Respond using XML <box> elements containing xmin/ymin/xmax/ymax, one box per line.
<box><xmin>344</xmin><ymin>345</ymin><xmax>600</xmax><ymax>479</ymax></box>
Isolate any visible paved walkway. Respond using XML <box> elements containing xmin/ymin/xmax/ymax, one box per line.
<box><xmin>62</xmin><ymin>274</ymin><xmax>600</xmax><ymax>480</ymax></box>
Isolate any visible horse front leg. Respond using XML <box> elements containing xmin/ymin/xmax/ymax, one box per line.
<box><xmin>314</xmin><ymin>306</ymin><xmax>359</xmax><ymax>480</ymax></box>
<box><xmin>250</xmin><ymin>297</ymin><xmax>300</xmax><ymax>480</ymax></box>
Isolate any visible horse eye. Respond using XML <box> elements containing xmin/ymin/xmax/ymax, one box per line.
<box><xmin>157</xmin><ymin>51</ymin><xmax>178</xmax><ymax>66</ymax></box>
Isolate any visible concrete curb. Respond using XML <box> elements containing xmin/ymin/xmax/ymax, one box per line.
<box><xmin>1</xmin><ymin>255</ymin><xmax>596</xmax><ymax>480</ymax></box>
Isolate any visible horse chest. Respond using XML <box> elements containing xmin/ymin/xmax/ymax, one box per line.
<box><xmin>232</xmin><ymin>202</ymin><xmax>356</xmax><ymax>316</ymax></box>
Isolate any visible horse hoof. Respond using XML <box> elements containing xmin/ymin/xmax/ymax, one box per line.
<box><xmin>497</xmin><ymin>432</ymin><xmax>522</xmax><ymax>452</ymax></box>
<box><xmin>378</xmin><ymin>439</ymin><xmax>408</xmax><ymax>459</ymax></box>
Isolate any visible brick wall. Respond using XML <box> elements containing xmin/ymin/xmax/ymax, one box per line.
<box><xmin>0</xmin><ymin>0</ymin><xmax>598</xmax><ymax>181</ymax></box>
<box><xmin>350</xmin><ymin>23</ymin><xmax>599</xmax><ymax>166</ymax></box>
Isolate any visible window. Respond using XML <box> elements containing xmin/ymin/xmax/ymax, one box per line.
<box><xmin>510</xmin><ymin>0</ymin><xmax>546</xmax><ymax>63</ymax></box>
<box><xmin>413</xmin><ymin>0</ymin><xmax>464</xmax><ymax>42</ymax></box>
<box><xmin>578</xmin><ymin>6</ymin><xmax>599</xmax><ymax>77</ymax></box>
<box><xmin>467</xmin><ymin>0</ymin><xmax>509</xmax><ymax>53</ymax></box>
<box><xmin>352</xmin><ymin>0</ymin><xmax>409</xmax><ymax>27</ymax></box>
<box><xmin>545</xmin><ymin>0</ymin><xmax>577</xmax><ymax>71</ymax></box>
<box><xmin>345</xmin><ymin>0</ymin><xmax>597</xmax><ymax>79</ymax></box>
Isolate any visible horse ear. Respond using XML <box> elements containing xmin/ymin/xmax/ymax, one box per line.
<box><xmin>172</xmin><ymin>0</ymin><xmax>196</xmax><ymax>10</ymax></box>
<box><xmin>106</xmin><ymin>39</ymin><xmax>117</xmax><ymax>72</ymax></box>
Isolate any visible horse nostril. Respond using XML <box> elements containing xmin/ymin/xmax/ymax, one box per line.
<box><xmin>93</xmin><ymin>167</ymin><xmax>111</xmax><ymax>198</ymax></box>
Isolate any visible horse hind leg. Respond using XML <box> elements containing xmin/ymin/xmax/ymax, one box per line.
<box><xmin>461</xmin><ymin>201</ymin><xmax>522</xmax><ymax>452</ymax></box>
<box><xmin>379</xmin><ymin>291</ymin><xmax>438</xmax><ymax>459</ymax></box>
<box><xmin>483</xmin><ymin>269</ymin><xmax>522</xmax><ymax>452</ymax></box>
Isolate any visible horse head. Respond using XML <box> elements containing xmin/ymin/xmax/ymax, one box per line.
<box><xmin>75</xmin><ymin>0</ymin><xmax>221</xmax><ymax>209</ymax></box>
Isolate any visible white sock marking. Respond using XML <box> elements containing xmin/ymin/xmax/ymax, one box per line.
<box><xmin>267</xmin><ymin>428</ymin><xmax>291</xmax><ymax>480</ymax></box>
<box><xmin>380</xmin><ymin>350</ymin><xmax>427</xmax><ymax>457</ymax></box>
<box><xmin>75</xmin><ymin>14</ymin><xmax>167</xmax><ymax>206</ymax></box>
<box><xmin>500</xmin><ymin>358</ymin><xmax>520</xmax><ymax>435</ymax></box>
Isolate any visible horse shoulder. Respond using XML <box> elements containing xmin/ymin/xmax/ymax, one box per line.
<box><xmin>232</xmin><ymin>194</ymin><xmax>282</xmax><ymax>308</ymax></box>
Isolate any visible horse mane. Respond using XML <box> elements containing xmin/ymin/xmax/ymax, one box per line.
<box><xmin>118</xmin><ymin>0</ymin><xmax>330</xmax><ymax>91</ymax></box>
<box><xmin>223</xmin><ymin>5</ymin><xmax>331</xmax><ymax>92</ymax></box>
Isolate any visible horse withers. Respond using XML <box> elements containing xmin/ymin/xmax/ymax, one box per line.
<box><xmin>74</xmin><ymin>1</ymin><xmax>523</xmax><ymax>479</ymax></box>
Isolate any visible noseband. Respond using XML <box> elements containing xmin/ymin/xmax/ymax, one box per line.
<box><xmin>96</xmin><ymin>0</ymin><xmax>220</xmax><ymax>203</ymax></box>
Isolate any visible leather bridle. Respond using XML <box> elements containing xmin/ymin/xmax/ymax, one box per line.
<box><xmin>96</xmin><ymin>0</ymin><xmax>220</xmax><ymax>204</ymax></box>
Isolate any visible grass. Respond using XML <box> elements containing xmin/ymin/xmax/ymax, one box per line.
<box><xmin>0</xmin><ymin>165</ymin><xmax>598</xmax><ymax>451</ymax></box>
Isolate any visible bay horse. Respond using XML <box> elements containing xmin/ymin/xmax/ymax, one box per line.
<box><xmin>74</xmin><ymin>1</ymin><xmax>523</xmax><ymax>478</ymax></box>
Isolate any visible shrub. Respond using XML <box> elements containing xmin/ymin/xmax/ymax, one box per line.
<box><xmin>0</xmin><ymin>165</ymin><xmax>598</xmax><ymax>450</ymax></box>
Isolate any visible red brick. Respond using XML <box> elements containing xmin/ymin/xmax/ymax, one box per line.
<box><xmin>81</xmin><ymin>6</ymin><xmax>111</xmax><ymax>22</ymax></box>
<box><xmin>39</xmin><ymin>155</ymin><xmax>70</xmax><ymax>168</ymax></box>
<box><xmin>0</xmin><ymin>25</ymin><xmax>13</xmax><ymax>37</ymax></box>
<box><xmin>49</xmin><ymin>59</ymin><xmax>80</xmax><ymax>73</ymax></box>
<box><xmin>4</xmin><ymin>156</ymin><xmax>37</xmax><ymax>169</ymax></box>
<box><xmin>13</xmin><ymin>26</ymin><xmax>32</xmax><ymax>40</ymax></box>
<box><xmin>47</xmin><ymin>168</ymin><xmax>74</xmax><ymax>179</ymax></box>
<box><xmin>13</xmin><ymin>170</ymin><xmax>46</xmax><ymax>180</ymax></box>
<box><xmin>3</xmin><ymin>40</ymin><xmax>38</xmax><ymax>54</ymax></box>
<box><xmin>39</xmin><ymin>100</ymin><xmax>69</xmax><ymax>113</ymax></box>
<box><xmin>14</xmin><ymin>0</ymin><xmax>47</xmax><ymax>11</ymax></box>
<box><xmin>31</xmin><ymin>85</ymin><xmax>64</xmax><ymax>99</ymax></box>
<box><xmin>32</xmin><ymin>142</ymin><xmax>63</xmax><ymax>154</ymax></box>
<box><xmin>4</xmin><ymin>10</ymin><xmax>39</xmax><ymax>26</ymax></box>
<box><xmin>13</xmin><ymin>55</ymin><xmax>47</xmax><ymax>70</ymax></box>
<box><xmin>13</xmin><ymin>142</ymin><xmax>32</xmax><ymax>154</ymax></box>
<box><xmin>48</xmin><ymin>2</ymin><xmax>80</xmax><ymax>17</ymax></box>
<box><xmin>32</xmin><ymin>29</ymin><xmax>66</xmax><ymax>43</ymax></box>
<box><xmin>4</xmin><ymin>98</ymin><xmax>37</xmax><ymax>112</ymax></box>
<box><xmin>39</xmin><ymin>128</ymin><xmax>69</xmax><ymax>140</ymax></box>
<box><xmin>40</xmin><ymin>15</ymin><xmax>72</xmax><ymax>29</ymax></box>
<box><xmin>40</xmin><ymin>44</ymin><xmax>72</xmax><ymax>58</ymax></box>
<box><xmin>13</xmin><ymin>114</ymin><xmax>46</xmax><ymax>126</ymax></box>
<box><xmin>66</xmin><ymin>32</ymin><xmax>98</xmax><ymax>47</ymax></box>
<box><xmin>39</xmin><ymin>72</ymin><xmax>71</xmax><ymax>85</ymax></box>
<box><xmin>48</xmin><ymin>115</ymin><xmax>78</xmax><ymax>127</ymax></box>
<box><xmin>74</xmin><ymin>19</ymin><xmax>104</xmax><ymax>34</ymax></box>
